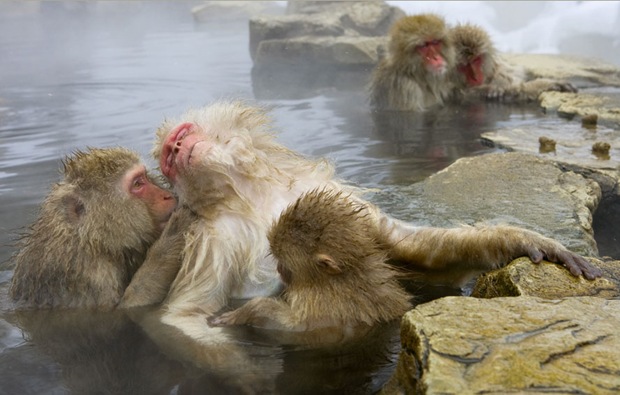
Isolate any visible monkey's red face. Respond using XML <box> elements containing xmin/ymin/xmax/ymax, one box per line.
<box><xmin>457</xmin><ymin>55</ymin><xmax>485</xmax><ymax>86</ymax></box>
<box><xmin>122</xmin><ymin>164</ymin><xmax>176</xmax><ymax>230</ymax></box>
<box><xmin>160</xmin><ymin>122</ymin><xmax>206</xmax><ymax>184</ymax></box>
<box><xmin>417</xmin><ymin>39</ymin><xmax>446</xmax><ymax>74</ymax></box>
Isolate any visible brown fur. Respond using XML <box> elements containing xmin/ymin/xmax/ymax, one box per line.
<box><xmin>211</xmin><ymin>189</ymin><xmax>412</xmax><ymax>331</ymax></box>
<box><xmin>369</xmin><ymin>14</ymin><xmax>456</xmax><ymax>111</ymax></box>
<box><xmin>119</xmin><ymin>206</ymin><xmax>198</xmax><ymax>308</ymax></box>
<box><xmin>450</xmin><ymin>23</ymin><xmax>576</xmax><ymax>101</ymax></box>
<box><xmin>10</xmin><ymin>147</ymin><xmax>176</xmax><ymax>309</ymax></box>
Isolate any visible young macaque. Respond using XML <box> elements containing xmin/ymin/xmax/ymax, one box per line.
<box><xmin>210</xmin><ymin>189</ymin><xmax>412</xmax><ymax>331</ymax></box>
<box><xmin>10</xmin><ymin>147</ymin><xmax>177</xmax><ymax>309</ymax></box>
<box><xmin>450</xmin><ymin>23</ymin><xmax>576</xmax><ymax>101</ymax></box>
<box><xmin>127</xmin><ymin>100</ymin><xmax>601</xmax><ymax>323</ymax></box>
<box><xmin>369</xmin><ymin>13</ymin><xmax>456</xmax><ymax>111</ymax></box>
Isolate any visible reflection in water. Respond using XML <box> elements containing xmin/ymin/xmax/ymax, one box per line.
<box><xmin>1</xmin><ymin>2</ymin><xmax>616</xmax><ymax>394</ymax></box>
<box><xmin>2</xmin><ymin>309</ymin><xmax>184</xmax><ymax>394</ymax></box>
<box><xmin>0</xmin><ymin>304</ymin><xmax>403</xmax><ymax>394</ymax></box>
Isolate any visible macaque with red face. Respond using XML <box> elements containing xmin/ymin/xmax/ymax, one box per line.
<box><xmin>450</xmin><ymin>23</ymin><xmax>576</xmax><ymax>101</ymax></box>
<box><xmin>121</xmin><ymin>100</ymin><xmax>602</xmax><ymax>327</ymax></box>
<box><xmin>10</xmin><ymin>148</ymin><xmax>178</xmax><ymax>309</ymax></box>
<box><xmin>369</xmin><ymin>13</ymin><xmax>456</xmax><ymax>111</ymax></box>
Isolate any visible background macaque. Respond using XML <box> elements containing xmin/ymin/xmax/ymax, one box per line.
<box><xmin>450</xmin><ymin>23</ymin><xmax>576</xmax><ymax>101</ymax></box>
<box><xmin>10</xmin><ymin>147</ymin><xmax>177</xmax><ymax>309</ymax></box>
<box><xmin>369</xmin><ymin>13</ymin><xmax>456</xmax><ymax>111</ymax></box>
<box><xmin>211</xmin><ymin>189</ymin><xmax>412</xmax><ymax>331</ymax></box>
<box><xmin>124</xmin><ymin>99</ymin><xmax>601</xmax><ymax>326</ymax></box>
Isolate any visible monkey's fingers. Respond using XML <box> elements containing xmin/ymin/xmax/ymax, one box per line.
<box><xmin>557</xmin><ymin>252</ymin><xmax>602</xmax><ymax>280</ymax></box>
<box><xmin>526</xmin><ymin>248</ymin><xmax>544</xmax><ymax>264</ymax></box>
<box><xmin>534</xmin><ymin>248</ymin><xmax>603</xmax><ymax>280</ymax></box>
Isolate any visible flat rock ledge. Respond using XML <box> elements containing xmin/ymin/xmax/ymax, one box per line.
<box><xmin>382</xmin><ymin>296</ymin><xmax>620</xmax><ymax>394</ymax></box>
<box><xmin>384</xmin><ymin>152</ymin><xmax>601</xmax><ymax>257</ymax></box>
<box><xmin>249</xmin><ymin>1</ymin><xmax>403</xmax><ymax>63</ymax></box>
<box><xmin>473</xmin><ymin>257</ymin><xmax>620</xmax><ymax>299</ymax></box>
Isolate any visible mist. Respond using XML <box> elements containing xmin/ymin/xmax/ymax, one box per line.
<box><xmin>387</xmin><ymin>1</ymin><xmax>620</xmax><ymax>66</ymax></box>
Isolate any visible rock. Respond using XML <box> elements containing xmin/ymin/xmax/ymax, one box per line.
<box><xmin>501</xmin><ymin>53</ymin><xmax>620</xmax><ymax>88</ymax></box>
<box><xmin>250</xmin><ymin>14</ymin><xmax>346</xmax><ymax>61</ymax></box>
<box><xmin>249</xmin><ymin>1</ymin><xmax>404</xmax><ymax>61</ymax></box>
<box><xmin>191</xmin><ymin>1</ymin><xmax>283</xmax><ymax>23</ymax></box>
<box><xmin>254</xmin><ymin>35</ymin><xmax>387</xmax><ymax>66</ymax></box>
<box><xmin>472</xmin><ymin>257</ymin><xmax>620</xmax><ymax>299</ymax></box>
<box><xmin>383</xmin><ymin>296</ymin><xmax>620</xmax><ymax>394</ymax></box>
<box><xmin>378</xmin><ymin>152</ymin><xmax>601</xmax><ymax>257</ymax></box>
<box><xmin>539</xmin><ymin>89</ymin><xmax>620</xmax><ymax>127</ymax></box>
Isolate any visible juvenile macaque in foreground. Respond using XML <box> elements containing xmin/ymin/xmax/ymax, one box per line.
<box><xmin>10</xmin><ymin>147</ymin><xmax>177</xmax><ymax>309</ymax></box>
<box><xmin>125</xmin><ymin>100</ymin><xmax>601</xmax><ymax>323</ymax></box>
<box><xmin>450</xmin><ymin>23</ymin><xmax>576</xmax><ymax>101</ymax></box>
<box><xmin>369</xmin><ymin>13</ymin><xmax>456</xmax><ymax>111</ymax></box>
<box><xmin>211</xmin><ymin>189</ymin><xmax>412</xmax><ymax>331</ymax></box>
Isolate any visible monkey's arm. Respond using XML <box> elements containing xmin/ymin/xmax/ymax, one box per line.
<box><xmin>516</xmin><ymin>78</ymin><xmax>577</xmax><ymax>101</ymax></box>
<box><xmin>484</xmin><ymin>74</ymin><xmax>576</xmax><ymax>102</ymax></box>
<box><xmin>209</xmin><ymin>297</ymin><xmax>300</xmax><ymax>331</ymax></box>
<box><xmin>119</xmin><ymin>207</ymin><xmax>197</xmax><ymax>308</ymax></box>
<box><xmin>376</xmin><ymin>212</ymin><xmax>602</xmax><ymax>280</ymax></box>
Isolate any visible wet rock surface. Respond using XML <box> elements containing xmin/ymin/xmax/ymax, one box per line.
<box><xmin>390</xmin><ymin>152</ymin><xmax>602</xmax><ymax>257</ymax></box>
<box><xmin>502</xmin><ymin>53</ymin><xmax>620</xmax><ymax>88</ymax></box>
<box><xmin>383</xmin><ymin>296</ymin><xmax>620</xmax><ymax>394</ymax></box>
<box><xmin>249</xmin><ymin>1</ymin><xmax>402</xmax><ymax>62</ymax></box>
<box><xmin>540</xmin><ymin>89</ymin><xmax>620</xmax><ymax>127</ymax></box>
<box><xmin>472</xmin><ymin>257</ymin><xmax>620</xmax><ymax>299</ymax></box>
<box><xmin>481</xmin><ymin>114</ymin><xmax>620</xmax><ymax>171</ymax></box>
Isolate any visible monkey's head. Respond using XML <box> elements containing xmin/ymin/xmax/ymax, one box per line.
<box><xmin>153</xmin><ymin>101</ymin><xmax>279</xmax><ymax>211</ymax></box>
<box><xmin>450</xmin><ymin>24</ymin><xmax>496</xmax><ymax>88</ymax></box>
<box><xmin>11</xmin><ymin>147</ymin><xmax>176</xmax><ymax>308</ymax></box>
<box><xmin>59</xmin><ymin>148</ymin><xmax>175</xmax><ymax>253</ymax></box>
<box><xmin>388</xmin><ymin>14</ymin><xmax>455</xmax><ymax>76</ymax></box>
<box><xmin>269</xmin><ymin>189</ymin><xmax>383</xmax><ymax>285</ymax></box>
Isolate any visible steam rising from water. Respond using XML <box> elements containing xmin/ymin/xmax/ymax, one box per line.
<box><xmin>388</xmin><ymin>1</ymin><xmax>620</xmax><ymax>66</ymax></box>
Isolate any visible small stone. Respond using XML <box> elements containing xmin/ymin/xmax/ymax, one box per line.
<box><xmin>592</xmin><ymin>141</ymin><xmax>611</xmax><ymax>160</ymax></box>
<box><xmin>538</xmin><ymin>136</ymin><xmax>556</xmax><ymax>153</ymax></box>
<box><xmin>581</xmin><ymin>113</ymin><xmax>598</xmax><ymax>129</ymax></box>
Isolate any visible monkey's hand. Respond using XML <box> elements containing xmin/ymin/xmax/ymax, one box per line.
<box><xmin>520</xmin><ymin>78</ymin><xmax>577</xmax><ymax>101</ymax></box>
<box><xmin>517</xmin><ymin>232</ymin><xmax>602</xmax><ymax>280</ymax></box>
<box><xmin>484</xmin><ymin>86</ymin><xmax>509</xmax><ymax>101</ymax></box>
<box><xmin>209</xmin><ymin>298</ymin><xmax>293</xmax><ymax>330</ymax></box>
<box><xmin>120</xmin><ymin>206</ymin><xmax>199</xmax><ymax>308</ymax></box>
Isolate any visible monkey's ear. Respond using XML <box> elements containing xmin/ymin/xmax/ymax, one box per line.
<box><xmin>61</xmin><ymin>193</ymin><xmax>85</xmax><ymax>223</ymax></box>
<box><xmin>316</xmin><ymin>253</ymin><xmax>343</xmax><ymax>275</ymax></box>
